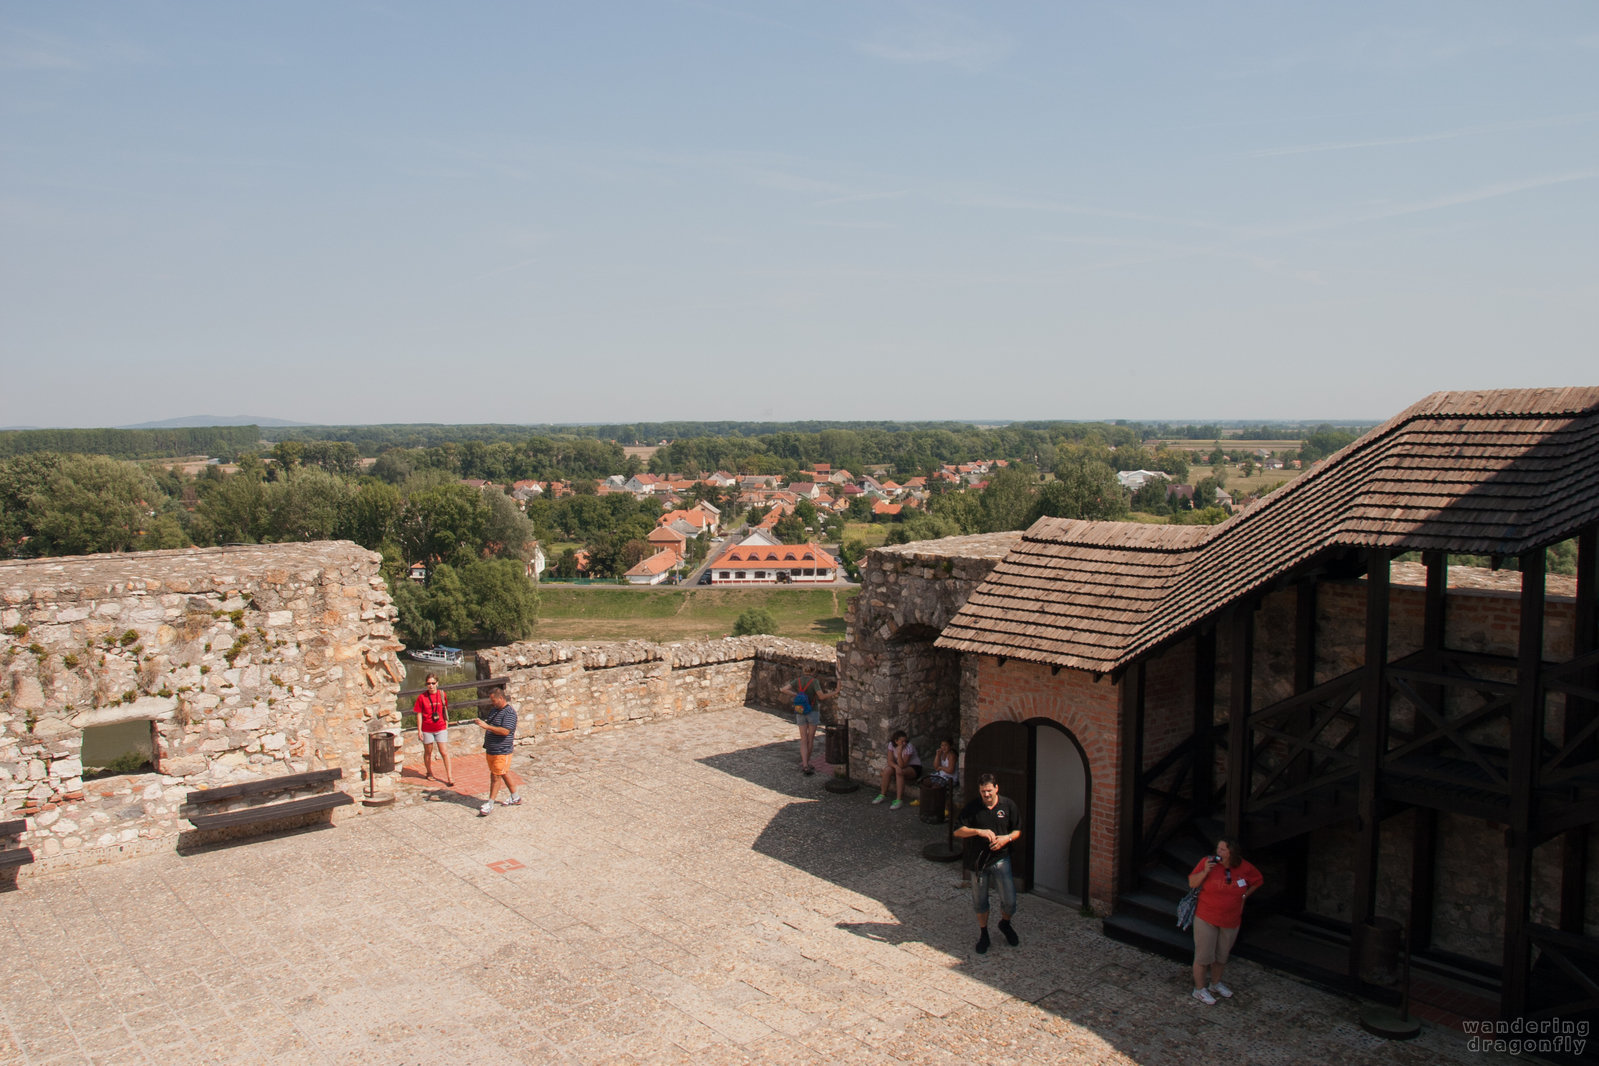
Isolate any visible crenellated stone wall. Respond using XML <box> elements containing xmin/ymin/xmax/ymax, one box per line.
<box><xmin>475</xmin><ymin>636</ymin><xmax>835</xmax><ymax>741</ymax></box>
<box><xmin>0</xmin><ymin>543</ymin><xmax>403</xmax><ymax>867</ymax></box>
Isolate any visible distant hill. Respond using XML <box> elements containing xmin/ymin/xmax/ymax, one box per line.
<box><xmin>118</xmin><ymin>415</ymin><xmax>308</xmax><ymax>429</ymax></box>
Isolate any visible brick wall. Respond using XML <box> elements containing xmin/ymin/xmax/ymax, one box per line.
<box><xmin>968</xmin><ymin>655</ymin><xmax>1123</xmax><ymax>913</ymax></box>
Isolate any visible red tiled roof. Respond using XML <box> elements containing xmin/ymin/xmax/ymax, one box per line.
<box><xmin>938</xmin><ymin>387</ymin><xmax>1599</xmax><ymax>674</ymax></box>
<box><xmin>626</xmin><ymin>549</ymin><xmax>680</xmax><ymax>577</ymax></box>
<box><xmin>710</xmin><ymin>543</ymin><xmax>834</xmax><ymax>570</ymax></box>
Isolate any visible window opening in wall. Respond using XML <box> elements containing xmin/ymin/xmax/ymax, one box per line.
<box><xmin>81</xmin><ymin>720</ymin><xmax>156</xmax><ymax>779</ymax></box>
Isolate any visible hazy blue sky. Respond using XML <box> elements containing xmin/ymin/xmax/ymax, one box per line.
<box><xmin>3</xmin><ymin>2</ymin><xmax>1596</xmax><ymax>428</ymax></box>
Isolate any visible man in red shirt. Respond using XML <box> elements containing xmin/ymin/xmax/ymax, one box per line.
<box><xmin>413</xmin><ymin>675</ymin><xmax>454</xmax><ymax>787</ymax></box>
<box><xmin>1187</xmin><ymin>839</ymin><xmax>1262</xmax><ymax>1004</ymax></box>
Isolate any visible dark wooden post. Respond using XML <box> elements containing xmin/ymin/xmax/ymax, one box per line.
<box><xmin>1226</xmin><ymin>605</ymin><xmax>1255</xmax><ymax>845</ymax></box>
<box><xmin>1118</xmin><ymin>661</ymin><xmax>1146</xmax><ymax>895</ymax></box>
<box><xmin>1562</xmin><ymin>527</ymin><xmax>1597</xmax><ymax>933</ymax></box>
<box><xmin>1194</xmin><ymin>626</ymin><xmax>1217</xmax><ymax>815</ymax></box>
<box><xmin>1410</xmin><ymin>551</ymin><xmax>1448</xmax><ymax>951</ymax></box>
<box><xmin>1290</xmin><ymin>581</ymin><xmax>1318</xmax><ymax>780</ymax></box>
<box><xmin>1349</xmin><ymin>547</ymin><xmax>1390</xmax><ymax>976</ymax></box>
<box><xmin>1503</xmin><ymin>547</ymin><xmax>1546</xmax><ymax>1018</ymax></box>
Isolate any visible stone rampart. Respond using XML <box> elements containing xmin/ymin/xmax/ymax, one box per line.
<box><xmin>476</xmin><ymin>636</ymin><xmax>835</xmax><ymax>740</ymax></box>
<box><xmin>0</xmin><ymin>543</ymin><xmax>402</xmax><ymax>866</ymax></box>
<box><xmin>835</xmin><ymin>534</ymin><xmax>1019</xmax><ymax>780</ymax></box>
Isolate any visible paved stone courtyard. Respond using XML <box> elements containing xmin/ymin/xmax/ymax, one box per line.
<box><xmin>0</xmin><ymin>707</ymin><xmax>1528</xmax><ymax>1065</ymax></box>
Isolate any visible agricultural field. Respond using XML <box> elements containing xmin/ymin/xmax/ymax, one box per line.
<box><xmin>531</xmin><ymin>586</ymin><xmax>857</xmax><ymax>644</ymax></box>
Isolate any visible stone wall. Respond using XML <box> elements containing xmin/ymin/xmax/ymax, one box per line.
<box><xmin>0</xmin><ymin>543</ymin><xmax>402</xmax><ymax>867</ymax></box>
<box><xmin>476</xmin><ymin>636</ymin><xmax>835</xmax><ymax>741</ymax></box>
<box><xmin>837</xmin><ymin>534</ymin><xmax>1018</xmax><ymax>780</ymax></box>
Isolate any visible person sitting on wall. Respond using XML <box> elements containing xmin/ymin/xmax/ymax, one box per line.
<box><xmin>872</xmin><ymin>730</ymin><xmax>922</xmax><ymax>810</ymax></box>
<box><xmin>925</xmin><ymin>737</ymin><xmax>958</xmax><ymax>789</ymax></box>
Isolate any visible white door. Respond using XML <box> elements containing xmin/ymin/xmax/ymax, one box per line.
<box><xmin>1032</xmin><ymin>725</ymin><xmax>1086</xmax><ymax>902</ymax></box>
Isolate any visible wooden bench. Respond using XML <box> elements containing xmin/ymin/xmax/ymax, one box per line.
<box><xmin>0</xmin><ymin>818</ymin><xmax>33</xmax><ymax>886</ymax></box>
<box><xmin>184</xmin><ymin>769</ymin><xmax>352</xmax><ymax>836</ymax></box>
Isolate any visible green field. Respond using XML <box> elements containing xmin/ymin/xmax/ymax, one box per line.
<box><xmin>842</xmin><ymin>521</ymin><xmax>889</xmax><ymax>547</ymax></box>
<box><xmin>532</xmin><ymin>586</ymin><xmax>857</xmax><ymax>644</ymax></box>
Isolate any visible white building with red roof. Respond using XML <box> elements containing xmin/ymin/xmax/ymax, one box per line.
<box><xmin>706</xmin><ymin>542</ymin><xmax>837</xmax><ymax>585</ymax></box>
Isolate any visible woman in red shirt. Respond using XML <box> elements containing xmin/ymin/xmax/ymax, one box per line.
<box><xmin>1188</xmin><ymin>839</ymin><xmax>1262</xmax><ymax>1004</ymax></box>
<box><xmin>413</xmin><ymin>674</ymin><xmax>453</xmax><ymax>786</ymax></box>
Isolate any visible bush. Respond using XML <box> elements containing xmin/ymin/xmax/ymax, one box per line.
<box><xmin>732</xmin><ymin>608</ymin><xmax>777</xmax><ymax>636</ymax></box>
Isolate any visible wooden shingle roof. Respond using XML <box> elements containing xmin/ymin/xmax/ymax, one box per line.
<box><xmin>937</xmin><ymin>386</ymin><xmax>1599</xmax><ymax>674</ymax></box>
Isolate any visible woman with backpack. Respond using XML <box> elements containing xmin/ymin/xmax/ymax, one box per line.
<box><xmin>781</xmin><ymin>672</ymin><xmax>837</xmax><ymax>775</ymax></box>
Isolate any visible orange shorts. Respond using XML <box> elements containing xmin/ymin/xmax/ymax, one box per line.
<box><xmin>485</xmin><ymin>754</ymin><xmax>511</xmax><ymax>776</ymax></box>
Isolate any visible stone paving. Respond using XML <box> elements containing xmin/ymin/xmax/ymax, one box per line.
<box><xmin>0</xmin><ymin>706</ymin><xmax>1529</xmax><ymax>1065</ymax></box>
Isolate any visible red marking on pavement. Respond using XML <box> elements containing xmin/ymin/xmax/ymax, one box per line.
<box><xmin>487</xmin><ymin>859</ymin><xmax>525</xmax><ymax>873</ymax></box>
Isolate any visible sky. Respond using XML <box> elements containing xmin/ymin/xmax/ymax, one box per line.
<box><xmin>2</xmin><ymin>2</ymin><xmax>1596</xmax><ymax>429</ymax></box>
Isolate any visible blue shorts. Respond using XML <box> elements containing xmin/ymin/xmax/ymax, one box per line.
<box><xmin>794</xmin><ymin>709</ymin><xmax>820</xmax><ymax>727</ymax></box>
<box><xmin>970</xmin><ymin>855</ymin><xmax>1017</xmax><ymax>917</ymax></box>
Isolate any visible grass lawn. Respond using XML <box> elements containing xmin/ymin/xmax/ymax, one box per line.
<box><xmin>842</xmin><ymin>521</ymin><xmax>890</xmax><ymax>547</ymax></box>
<box><xmin>532</xmin><ymin>585</ymin><xmax>858</xmax><ymax>645</ymax></box>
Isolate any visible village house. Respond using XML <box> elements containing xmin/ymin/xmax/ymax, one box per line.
<box><xmin>707</xmin><ymin>541</ymin><xmax>838</xmax><ymax>585</ymax></box>
<box><xmin>646</xmin><ymin>525</ymin><xmax>688</xmax><ymax>556</ymax></box>
<box><xmin>624</xmin><ymin>548</ymin><xmax>680</xmax><ymax>585</ymax></box>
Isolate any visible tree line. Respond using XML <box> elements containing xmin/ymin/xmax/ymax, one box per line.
<box><xmin>0</xmin><ymin>425</ymin><xmax>260</xmax><ymax>461</ymax></box>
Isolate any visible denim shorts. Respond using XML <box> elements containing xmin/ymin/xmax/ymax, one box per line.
<box><xmin>794</xmin><ymin>709</ymin><xmax>820</xmax><ymax>727</ymax></box>
<box><xmin>970</xmin><ymin>855</ymin><xmax>1017</xmax><ymax>916</ymax></box>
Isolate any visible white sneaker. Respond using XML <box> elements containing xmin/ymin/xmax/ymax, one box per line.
<box><xmin>1192</xmin><ymin>987</ymin><xmax>1216</xmax><ymax>1005</ymax></box>
<box><xmin>478</xmin><ymin>802</ymin><xmax>493</xmax><ymax>817</ymax></box>
<box><xmin>1210</xmin><ymin>981</ymin><xmax>1232</xmax><ymax>998</ymax></box>
<box><xmin>500</xmin><ymin>795</ymin><xmax>522</xmax><ymax>806</ymax></box>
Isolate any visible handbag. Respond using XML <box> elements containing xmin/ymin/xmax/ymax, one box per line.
<box><xmin>1176</xmin><ymin>885</ymin><xmax>1201</xmax><ymax>931</ymax></box>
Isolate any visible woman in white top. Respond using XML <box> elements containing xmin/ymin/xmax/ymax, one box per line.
<box><xmin>873</xmin><ymin>730</ymin><xmax>923</xmax><ymax>810</ymax></box>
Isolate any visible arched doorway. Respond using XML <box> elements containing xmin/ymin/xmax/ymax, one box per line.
<box><xmin>964</xmin><ymin>719</ymin><xmax>1090</xmax><ymax>903</ymax></box>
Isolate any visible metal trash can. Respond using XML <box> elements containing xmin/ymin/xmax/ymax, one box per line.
<box><xmin>918</xmin><ymin>780</ymin><xmax>947</xmax><ymax>824</ymax></box>
<box><xmin>1357</xmin><ymin>917</ymin><xmax>1404</xmax><ymax>987</ymax></box>
<box><xmin>824</xmin><ymin>723</ymin><xmax>849</xmax><ymax>766</ymax></box>
<box><xmin>368</xmin><ymin>730</ymin><xmax>396</xmax><ymax>774</ymax></box>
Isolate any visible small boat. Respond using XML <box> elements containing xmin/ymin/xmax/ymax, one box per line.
<box><xmin>407</xmin><ymin>646</ymin><xmax>464</xmax><ymax>667</ymax></box>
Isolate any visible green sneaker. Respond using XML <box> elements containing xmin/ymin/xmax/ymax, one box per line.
<box><xmin>872</xmin><ymin>793</ymin><xmax>886</xmax><ymax>804</ymax></box>
<box><xmin>890</xmin><ymin>799</ymin><xmax>903</xmax><ymax>810</ymax></box>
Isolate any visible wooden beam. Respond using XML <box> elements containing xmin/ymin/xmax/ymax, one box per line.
<box><xmin>1410</xmin><ymin>807</ymin><xmax>1438</xmax><ymax>951</ymax></box>
<box><xmin>1118</xmin><ymin>661</ymin><xmax>1146</xmax><ymax>895</ymax></box>
<box><xmin>1502</xmin><ymin>547</ymin><xmax>1545</xmax><ymax>1018</ymax></box>
<box><xmin>1226</xmin><ymin>605</ymin><xmax>1255</xmax><ymax>845</ymax></box>
<box><xmin>1423</xmin><ymin>551</ymin><xmax>1448</xmax><ymax>656</ymax></box>
<box><xmin>1194</xmin><ymin>626</ymin><xmax>1217</xmax><ymax>815</ymax></box>
<box><xmin>1349</xmin><ymin>547</ymin><xmax>1390</xmax><ymax>977</ymax></box>
<box><xmin>1563</xmin><ymin>527</ymin><xmax>1598</xmax><ymax>933</ymax></box>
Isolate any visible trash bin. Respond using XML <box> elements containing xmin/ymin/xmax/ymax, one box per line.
<box><xmin>918</xmin><ymin>780</ymin><xmax>947</xmax><ymax>824</ymax></box>
<box><xmin>1357</xmin><ymin>917</ymin><xmax>1404</xmax><ymax>987</ymax></box>
<box><xmin>368</xmin><ymin>730</ymin><xmax>396</xmax><ymax>774</ymax></box>
<box><xmin>824</xmin><ymin>723</ymin><xmax>849</xmax><ymax>766</ymax></box>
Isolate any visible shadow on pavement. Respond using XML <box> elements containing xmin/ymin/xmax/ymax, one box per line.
<box><xmin>696</xmin><ymin>736</ymin><xmax>1460</xmax><ymax>1066</ymax></box>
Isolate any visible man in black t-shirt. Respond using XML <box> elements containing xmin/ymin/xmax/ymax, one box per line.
<box><xmin>954</xmin><ymin>773</ymin><xmax>1021</xmax><ymax>954</ymax></box>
